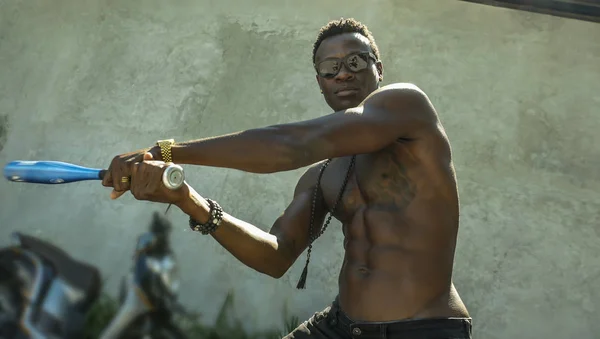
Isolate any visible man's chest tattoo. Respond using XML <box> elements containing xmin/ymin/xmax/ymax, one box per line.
<box><xmin>358</xmin><ymin>150</ymin><xmax>417</xmax><ymax>210</ymax></box>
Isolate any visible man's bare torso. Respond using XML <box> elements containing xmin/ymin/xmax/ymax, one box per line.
<box><xmin>302</xmin><ymin>127</ymin><xmax>469</xmax><ymax>322</ymax></box>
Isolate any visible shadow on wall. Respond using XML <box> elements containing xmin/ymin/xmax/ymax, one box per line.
<box><xmin>0</xmin><ymin>114</ymin><xmax>7</xmax><ymax>153</ymax></box>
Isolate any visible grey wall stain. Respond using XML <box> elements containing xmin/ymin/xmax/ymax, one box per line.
<box><xmin>0</xmin><ymin>115</ymin><xmax>8</xmax><ymax>153</ymax></box>
<box><xmin>516</xmin><ymin>98</ymin><xmax>600</xmax><ymax>183</ymax></box>
<box><xmin>516</xmin><ymin>102</ymin><xmax>559</xmax><ymax>169</ymax></box>
<box><xmin>179</xmin><ymin>20</ymin><xmax>315</xmax><ymax>136</ymax></box>
<box><xmin>508</xmin><ymin>9</ymin><xmax>566</xmax><ymax>33</ymax></box>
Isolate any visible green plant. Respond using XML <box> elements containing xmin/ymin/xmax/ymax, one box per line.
<box><xmin>83</xmin><ymin>294</ymin><xmax>120</xmax><ymax>339</ymax></box>
<box><xmin>82</xmin><ymin>290</ymin><xmax>301</xmax><ymax>339</ymax></box>
<box><xmin>283</xmin><ymin>314</ymin><xmax>301</xmax><ymax>335</ymax></box>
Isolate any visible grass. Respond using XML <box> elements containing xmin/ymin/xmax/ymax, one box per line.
<box><xmin>84</xmin><ymin>290</ymin><xmax>301</xmax><ymax>339</ymax></box>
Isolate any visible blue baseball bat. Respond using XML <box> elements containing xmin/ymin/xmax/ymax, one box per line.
<box><xmin>3</xmin><ymin>160</ymin><xmax>185</xmax><ymax>189</ymax></box>
<box><xmin>3</xmin><ymin>160</ymin><xmax>107</xmax><ymax>184</ymax></box>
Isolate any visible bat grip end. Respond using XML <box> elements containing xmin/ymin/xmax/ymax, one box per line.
<box><xmin>99</xmin><ymin>170</ymin><xmax>107</xmax><ymax>180</ymax></box>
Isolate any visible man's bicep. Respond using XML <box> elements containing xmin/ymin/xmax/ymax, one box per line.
<box><xmin>299</xmin><ymin>83</ymin><xmax>439</xmax><ymax>161</ymax></box>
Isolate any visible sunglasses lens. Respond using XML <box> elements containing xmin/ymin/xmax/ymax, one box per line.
<box><xmin>317</xmin><ymin>53</ymin><xmax>371</xmax><ymax>78</ymax></box>
<box><xmin>346</xmin><ymin>54</ymin><xmax>369</xmax><ymax>72</ymax></box>
<box><xmin>318</xmin><ymin>60</ymin><xmax>340</xmax><ymax>78</ymax></box>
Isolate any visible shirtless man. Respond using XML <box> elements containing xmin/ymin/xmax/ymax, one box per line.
<box><xmin>102</xmin><ymin>18</ymin><xmax>472</xmax><ymax>339</ymax></box>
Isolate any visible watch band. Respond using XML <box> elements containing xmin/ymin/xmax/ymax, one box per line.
<box><xmin>156</xmin><ymin>139</ymin><xmax>175</xmax><ymax>163</ymax></box>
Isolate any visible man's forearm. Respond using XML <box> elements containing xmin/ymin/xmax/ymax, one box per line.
<box><xmin>177</xmin><ymin>186</ymin><xmax>291</xmax><ymax>278</ymax></box>
<box><xmin>163</xmin><ymin>125</ymin><xmax>311</xmax><ymax>173</ymax></box>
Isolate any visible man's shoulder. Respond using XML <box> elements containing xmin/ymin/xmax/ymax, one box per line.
<box><xmin>368</xmin><ymin>82</ymin><xmax>427</xmax><ymax>99</ymax></box>
<box><xmin>381</xmin><ymin>82</ymin><xmax>425</xmax><ymax>91</ymax></box>
<box><xmin>362</xmin><ymin>82</ymin><xmax>432</xmax><ymax>113</ymax></box>
<box><xmin>367</xmin><ymin>83</ymin><xmax>448</xmax><ymax>149</ymax></box>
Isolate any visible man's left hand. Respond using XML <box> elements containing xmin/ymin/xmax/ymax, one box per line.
<box><xmin>129</xmin><ymin>152</ymin><xmax>188</xmax><ymax>205</ymax></box>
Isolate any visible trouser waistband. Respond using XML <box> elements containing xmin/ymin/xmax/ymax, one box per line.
<box><xmin>328</xmin><ymin>297</ymin><xmax>472</xmax><ymax>338</ymax></box>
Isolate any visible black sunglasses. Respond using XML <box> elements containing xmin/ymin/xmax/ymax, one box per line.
<box><xmin>314</xmin><ymin>52</ymin><xmax>378</xmax><ymax>79</ymax></box>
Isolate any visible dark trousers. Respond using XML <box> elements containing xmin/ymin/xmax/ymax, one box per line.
<box><xmin>283</xmin><ymin>298</ymin><xmax>473</xmax><ymax>339</ymax></box>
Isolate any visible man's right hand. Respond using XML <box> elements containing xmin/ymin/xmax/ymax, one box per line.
<box><xmin>102</xmin><ymin>147</ymin><xmax>160</xmax><ymax>199</ymax></box>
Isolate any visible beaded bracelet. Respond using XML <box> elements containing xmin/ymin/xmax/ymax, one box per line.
<box><xmin>189</xmin><ymin>199</ymin><xmax>223</xmax><ymax>235</ymax></box>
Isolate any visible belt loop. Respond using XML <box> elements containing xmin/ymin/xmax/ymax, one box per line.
<box><xmin>380</xmin><ymin>324</ymin><xmax>387</xmax><ymax>339</ymax></box>
<box><xmin>329</xmin><ymin>302</ymin><xmax>339</xmax><ymax>327</ymax></box>
<box><xmin>466</xmin><ymin>319</ymin><xmax>473</xmax><ymax>337</ymax></box>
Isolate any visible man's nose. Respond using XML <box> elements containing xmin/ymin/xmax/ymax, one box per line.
<box><xmin>334</xmin><ymin>64</ymin><xmax>354</xmax><ymax>81</ymax></box>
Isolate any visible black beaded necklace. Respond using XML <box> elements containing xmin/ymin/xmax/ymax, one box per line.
<box><xmin>296</xmin><ymin>155</ymin><xmax>356</xmax><ymax>289</ymax></box>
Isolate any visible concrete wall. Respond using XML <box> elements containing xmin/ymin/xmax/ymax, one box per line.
<box><xmin>1</xmin><ymin>0</ymin><xmax>599</xmax><ymax>338</ymax></box>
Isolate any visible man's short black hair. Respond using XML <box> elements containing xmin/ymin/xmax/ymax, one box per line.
<box><xmin>312</xmin><ymin>18</ymin><xmax>381</xmax><ymax>65</ymax></box>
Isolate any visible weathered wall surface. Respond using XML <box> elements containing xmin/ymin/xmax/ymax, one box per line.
<box><xmin>1</xmin><ymin>0</ymin><xmax>599</xmax><ymax>338</ymax></box>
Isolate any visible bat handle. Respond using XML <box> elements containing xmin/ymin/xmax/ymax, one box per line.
<box><xmin>162</xmin><ymin>164</ymin><xmax>185</xmax><ymax>190</ymax></box>
<box><xmin>99</xmin><ymin>166</ymin><xmax>184</xmax><ymax>190</ymax></box>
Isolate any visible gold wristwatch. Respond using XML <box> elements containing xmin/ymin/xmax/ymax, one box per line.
<box><xmin>156</xmin><ymin>139</ymin><xmax>175</xmax><ymax>163</ymax></box>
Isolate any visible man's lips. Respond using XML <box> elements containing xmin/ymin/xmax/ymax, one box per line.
<box><xmin>335</xmin><ymin>88</ymin><xmax>360</xmax><ymax>97</ymax></box>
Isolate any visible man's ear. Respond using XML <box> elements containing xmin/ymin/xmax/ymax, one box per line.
<box><xmin>316</xmin><ymin>74</ymin><xmax>323</xmax><ymax>93</ymax></box>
